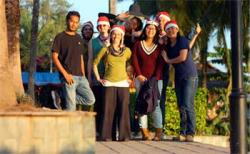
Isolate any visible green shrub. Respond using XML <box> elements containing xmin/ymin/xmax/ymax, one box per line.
<box><xmin>129</xmin><ymin>87</ymin><xmax>230</xmax><ymax>136</ymax></box>
<box><xmin>205</xmin><ymin>88</ymin><xmax>230</xmax><ymax>136</ymax></box>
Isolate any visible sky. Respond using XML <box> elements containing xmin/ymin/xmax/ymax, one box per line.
<box><xmin>67</xmin><ymin>0</ymin><xmax>134</xmax><ymax>31</ymax></box>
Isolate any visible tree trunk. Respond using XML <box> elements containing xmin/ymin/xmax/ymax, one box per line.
<box><xmin>200</xmin><ymin>42</ymin><xmax>208</xmax><ymax>88</ymax></box>
<box><xmin>28</xmin><ymin>0</ymin><xmax>40</xmax><ymax>101</ymax></box>
<box><xmin>5</xmin><ymin>0</ymin><xmax>24</xmax><ymax>96</ymax></box>
<box><xmin>222</xmin><ymin>29</ymin><xmax>232</xmax><ymax>110</ymax></box>
<box><xmin>0</xmin><ymin>0</ymin><xmax>16</xmax><ymax>106</ymax></box>
<box><xmin>109</xmin><ymin>0</ymin><xmax>116</xmax><ymax>14</ymax></box>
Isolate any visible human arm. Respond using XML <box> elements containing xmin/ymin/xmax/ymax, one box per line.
<box><xmin>52</xmin><ymin>52</ymin><xmax>73</xmax><ymax>85</ymax></box>
<box><xmin>161</xmin><ymin>49</ymin><xmax>188</xmax><ymax>64</ymax></box>
<box><xmin>93</xmin><ymin>64</ymin><xmax>105</xmax><ymax>85</ymax></box>
<box><xmin>80</xmin><ymin>55</ymin><xmax>85</xmax><ymax>76</ymax></box>
<box><xmin>189</xmin><ymin>23</ymin><xmax>202</xmax><ymax>49</ymax></box>
<box><xmin>87</xmin><ymin>40</ymin><xmax>93</xmax><ymax>84</ymax></box>
<box><xmin>131</xmin><ymin>43</ymin><xmax>147</xmax><ymax>83</ymax></box>
<box><xmin>116</xmin><ymin>12</ymin><xmax>130</xmax><ymax>21</ymax></box>
<box><xmin>92</xmin><ymin>47</ymin><xmax>107</xmax><ymax>85</ymax></box>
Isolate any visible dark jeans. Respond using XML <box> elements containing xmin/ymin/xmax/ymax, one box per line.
<box><xmin>160</xmin><ymin>64</ymin><xmax>169</xmax><ymax>132</ymax></box>
<box><xmin>175</xmin><ymin>77</ymin><xmax>198</xmax><ymax>135</ymax></box>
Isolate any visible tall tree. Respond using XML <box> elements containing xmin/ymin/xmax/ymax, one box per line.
<box><xmin>5</xmin><ymin>0</ymin><xmax>24</xmax><ymax>96</ymax></box>
<box><xmin>0</xmin><ymin>0</ymin><xmax>16</xmax><ymax>105</ymax></box>
<box><xmin>109</xmin><ymin>0</ymin><xmax>116</xmax><ymax>14</ymax></box>
<box><xmin>242</xmin><ymin>0</ymin><xmax>250</xmax><ymax>73</ymax></box>
<box><xmin>27</xmin><ymin>0</ymin><xmax>40</xmax><ymax>100</ymax></box>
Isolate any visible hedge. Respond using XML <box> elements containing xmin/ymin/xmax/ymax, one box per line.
<box><xmin>129</xmin><ymin>87</ymin><xmax>208</xmax><ymax>135</ymax></box>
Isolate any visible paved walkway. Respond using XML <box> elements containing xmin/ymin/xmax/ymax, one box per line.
<box><xmin>95</xmin><ymin>140</ymin><xmax>229</xmax><ymax>154</ymax></box>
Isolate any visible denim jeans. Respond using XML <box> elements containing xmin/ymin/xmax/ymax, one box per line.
<box><xmin>159</xmin><ymin>65</ymin><xmax>169</xmax><ymax>131</ymax></box>
<box><xmin>62</xmin><ymin>76</ymin><xmax>95</xmax><ymax>111</ymax></box>
<box><xmin>135</xmin><ymin>79</ymin><xmax>163</xmax><ymax>128</ymax></box>
<box><xmin>175</xmin><ymin>77</ymin><xmax>198</xmax><ymax>135</ymax></box>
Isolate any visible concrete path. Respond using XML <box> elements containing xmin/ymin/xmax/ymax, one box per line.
<box><xmin>95</xmin><ymin>140</ymin><xmax>229</xmax><ymax>154</ymax></box>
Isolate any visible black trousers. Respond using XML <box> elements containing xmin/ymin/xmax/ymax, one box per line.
<box><xmin>100</xmin><ymin>87</ymin><xmax>131</xmax><ymax>141</ymax></box>
<box><xmin>92</xmin><ymin>86</ymin><xmax>104</xmax><ymax>135</ymax></box>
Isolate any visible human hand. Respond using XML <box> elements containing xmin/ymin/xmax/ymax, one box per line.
<box><xmin>117</xmin><ymin>12</ymin><xmax>130</xmax><ymax>20</ymax></box>
<box><xmin>64</xmin><ymin>73</ymin><xmax>74</xmax><ymax>85</ymax></box>
<box><xmin>161</xmin><ymin>50</ymin><xmax>170</xmax><ymax>63</ymax></box>
<box><xmin>195</xmin><ymin>23</ymin><xmax>201</xmax><ymax>35</ymax></box>
<box><xmin>98</xmin><ymin>78</ymin><xmax>106</xmax><ymax>86</ymax></box>
<box><xmin>137</xmin><ymin>75</ymin><xmax>147</xmax><ymax>84</ymax></box>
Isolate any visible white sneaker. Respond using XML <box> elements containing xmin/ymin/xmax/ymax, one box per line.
<box><xmin>132</xmin><ymin>132</ymin><xmax>142</xmax><ymax>139</ymax></box>
<box><xmin>161</xmin><ymin>133</ymin><xmax>168</xmax><ymax>140</ymax></box>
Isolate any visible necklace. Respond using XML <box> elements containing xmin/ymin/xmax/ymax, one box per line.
<box><xmin>141</xmin><ymin>40</ymin><xmax>158</xmax><ymax>55</ymax></box>
<box><xmin>110</xmin><ymin>45</ymin><xmax>125</xmax><ymax>56</ymax></box>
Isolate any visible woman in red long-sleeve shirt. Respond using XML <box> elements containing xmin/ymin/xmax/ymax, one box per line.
<box><xmin>132</xmin><ymin>20</ymin><xmax>164</xmax><ymax>141</ymax></box>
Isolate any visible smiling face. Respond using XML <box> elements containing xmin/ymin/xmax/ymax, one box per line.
<box><xmin>130</xmin><ymin>18</ymin><xmax>139</xmax><ymax>30</ymax></box>
<box><xmin>66</xmin><ymin>15</ymin><xmax>80</xmax><ymax>32</ymax></box>
<box><xmin>166</xmin><ymin>27</ymin><xmax>179</xmax><ymax>39</ymax></box>
<box><xmin>111</xmin><ymin>30</ymin><xmax>122</xmax><ymax>45</ymax></box>
<box><xmin>145</xmin><ymin>24</ymin><xmax>157</xmax><ymax>39</ymax></box>
<box><xmin>97</xmin><ymin>24</ymin><xmax>110</xmax><ymax>34</ymax></box>
<box><xmin>81</xmin><ymin>25</ymin><xmax>93</xmax><ymax>40</ymax></box>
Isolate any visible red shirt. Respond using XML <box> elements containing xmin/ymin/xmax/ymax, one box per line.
<box><xmin>132</xmin><ymin>41</ymin><xmax>164</xmax><ymax>80</ymax></box>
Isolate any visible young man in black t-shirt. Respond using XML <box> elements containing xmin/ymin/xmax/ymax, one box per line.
<box><xmin>51</xmin><ymin>11</ymin><xmax>95</xmax><ymax>111</ymax></box>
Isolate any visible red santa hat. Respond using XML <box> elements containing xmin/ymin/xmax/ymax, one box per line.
<box><xmin>82</xmin><ymin>21</ymin><xmax>94</xmax><ymax>29</ymax></box>
<box><xmin>97</xmin><ymin>16</ymin><xmax>110</xmax><ymax>26</ymax></box>
<box><xmin>156</xmin><ymin>11</ymin><xmax>171</xmax><ymax>22</ymax></box>
<box><xmin>145</xmin><ymin>19</ymin><xmax>159</xmax><ymax>27</ymax></box>
<box><xmin>110</xmin><ymin>25</ymin><xmax>125</xmax><ymax>36</ymax></box>
<box><xmin>165</xmin><ymin>20</ymin><xmax>179</xmax><ymax>31</ymax></box>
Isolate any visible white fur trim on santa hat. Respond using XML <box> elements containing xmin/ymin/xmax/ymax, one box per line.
<box><xmin>159</xmin><ymin>14</ymin><xmax>171</xmax><ymax>22</ymax></box>
<box><xmin>110</xmin><ymin>27</ymin><xmax>125</xmax><ymax>36</ymax></box>
<box><xmin>165</xmin><ymin>23</ymin><xmax>179</xmax><ymax>31</ymax></box>
<box><xmin>146</xmin><ymin>20</ymin><xmax>159</xmax><ymax>27</ymax></box>
<box><xmin>97</xmin><ymin>21</ymin><xmax>110</xmax><ymax>26</ymax></box>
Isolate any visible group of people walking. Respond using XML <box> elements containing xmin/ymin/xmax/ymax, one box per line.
<box><xmin>51</xmin><ymin>10</ymin><xmax>201</xmax><ymax>142</ymax></box>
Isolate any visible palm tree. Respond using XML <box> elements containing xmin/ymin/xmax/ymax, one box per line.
<box><xmin>5</xmin><ymin>0</ymin><xmax>24</xmax><ymax>96</ymax></box>
<box><xmin>109</xmin><ymin>0</ymin><xmax>116</xmax><ymax>14</ymax></box>
<box><xmin>27</xmin><ymin>0</ymin><xmax>40</xmax><ymax>100</ymax></box>
<box><xmin>0</xmin><ymin>0</ymin><xmax>16</xmax><ymax>105</ymax></box>
<box><xmin>242</xmin><ymin>0</ymin><xmax>250</xmax><ymax>73</ymax></box>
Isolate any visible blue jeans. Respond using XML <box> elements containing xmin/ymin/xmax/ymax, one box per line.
<box><xmin>62</xmin><ymin>76</ymin><xmax>95</xmax><ymax>111</ymax></box>
<box><xmin>159</xmin><ymin>64</ymin><xmax>169</xmax><ymax>131</ymax></box>
<box><xmin>175</xmin><ymin>77</ymin><xmax>198</xmax><ymax>135</ymax></box>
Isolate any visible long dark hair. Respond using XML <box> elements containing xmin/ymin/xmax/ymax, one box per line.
<box><xmin>139</xmin><ymin>24</ymin><xmax>159</xmax><ymax>44</ymax></box>
<box><xmin>131</xmin><ymin>16</ymin><xmax>143</xmax><ymax>31</ymax></box>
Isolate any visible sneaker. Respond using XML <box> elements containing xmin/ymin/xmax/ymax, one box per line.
<box><xmin>186</xmin><ymin>135</ymin><xmax>194</xmax><ymax>142</ymax></box>
<box><xmin>173</xmin><ymin>135</ymin><xmax>186</xmax><ymax>142</ymax></box>
<box><xmin>161</xmin><ymin>133</ymin><xmax>168</xmax><ymax>140</ymax></box>
<box><xmin>132</xmin><ymin>131</ymin><xmax>142</xmax><ymax>139</ymax></box>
